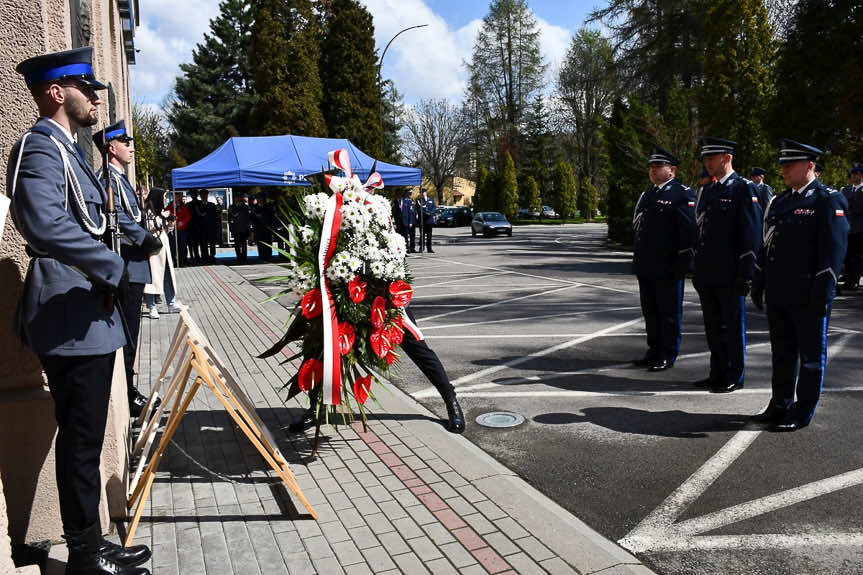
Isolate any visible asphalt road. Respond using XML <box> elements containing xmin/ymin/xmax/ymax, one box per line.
<box><xmin>236</xmin><ymin>223</ymin><xmax>863</xmax><ymax>575</ymax></box>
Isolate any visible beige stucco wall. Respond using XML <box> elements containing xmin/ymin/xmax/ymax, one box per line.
<box><xmin>1</xmin><ymin>0</ymin><xmax>135</xmax><ymax>550</ymax></box>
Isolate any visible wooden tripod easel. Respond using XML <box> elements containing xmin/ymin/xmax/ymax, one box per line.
<box><xmin>125</xmin><ymin>310</ymin><xmax>317</xmax><ymax>545</ymax></box>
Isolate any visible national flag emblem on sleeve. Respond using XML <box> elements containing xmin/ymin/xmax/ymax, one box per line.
<box><xmin>752</xmin><ymin>196</ymin><xmax>759</xmax><ymax>203</ymax></box>
<box><xmin>688</xmin><ymin>201</ymin><xmax>695</xmax><ymax>207</ymax></box>
<box><xmin>836</xmin><ymin>209</ymin><xmax>845</xmax><ymax>217</ymax></box>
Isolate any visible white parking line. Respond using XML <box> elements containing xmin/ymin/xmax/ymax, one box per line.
<box><xmin>419</xmin><ymin>284</ymin><xmax>581</xmax><ymax>322</ymax></box>
<box><xmin>455</xmin><ymin>386</ymin><xmax>863</xmax><ymax>399</ymax></box>
<box><xmin>414</xmin><ymin>271</ymin><xmax>512</xmax><ymax>289</ymax></box>
<box><xmin>411</xmin><ymin>285</ymin><xmax>562</xmax><ymax>300</ymax></box>
<box><xmin>420</xmin><ymin>306</ymin><xmax>644</xmax><ymax>331</ymax></box>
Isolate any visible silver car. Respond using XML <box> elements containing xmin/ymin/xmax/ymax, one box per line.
<box><xmin>471</xmin><ymin>212</ymin><xmax>513</xmax><ymax>237</ymax></box>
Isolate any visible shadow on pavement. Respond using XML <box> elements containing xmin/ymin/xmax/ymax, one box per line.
<box><xmin>533</xmin><ymin>407</ymin><xmax>751</xmax><ymax>438</ymax></box>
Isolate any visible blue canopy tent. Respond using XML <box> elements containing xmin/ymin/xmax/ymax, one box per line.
<box><xmin>171</xmin><ymin>135</ymin><xmax>422</xmax><ymax>189</ymax></box>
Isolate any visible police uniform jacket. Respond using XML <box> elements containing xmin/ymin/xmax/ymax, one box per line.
<box><xmin>418</xmin><ymin>197</ymin><xmax>436</xmax><ymax>225</ymax></box>
<box><xmin>694</xmin><ymin>172</ymin><xmax>763</xmax><ymax>287</ymax></box>
<box><xmin>392</xmin><ymin>197</ymin><xmax>416</xmax><ymax>230</ymax></box>
<box><xmin>755</xmin><ymin>183</ymin><xmax>773</xmax><ymax>211</ymax></box>
<box><xmin>840</xmin><ymin>185</ymin><xmax>863</xmax><ymax>234</ymax></box>
<box><xmin>632</xmin><ymin>178</ymin><xmax>697</xmax><ymax>279</ymax></box>
<box><xmin>758</xmin><ymin>179</ymin><xmax>849</xmax><ymax>307</ymax></box>
<box><xmin>99</xmin><ymin>163</ymin><xmax>150</xmax><ymax>284</ymax></box>
<box><xmin>7</xmin><ymin>118</ymin><xmax>126</xmax><ymax>356</ymax></box>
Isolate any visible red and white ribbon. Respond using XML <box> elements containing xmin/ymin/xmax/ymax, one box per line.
<box><xmin>318</xmin><ymin>191</ymin><xmax>344</xmax><ymax>405</ymax></box>
<box><xmin>400</xmin><ymin>310</ymin><xmax>423</xmax><ymax>341</ymax></box>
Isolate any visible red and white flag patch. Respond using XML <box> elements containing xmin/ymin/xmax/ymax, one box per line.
<box><xmin>752</xmin><ymin>196</ymin><xmax>759</xmax><ymax>203</ymax></box>
<box><xmin>836</xmin><ymin>209</ymin><xmax>845</xmax><ymax>217</ymax></box>
<box><xmin>688</xmin><ymin>201</ymin><xmax>695</xmax><ymax>207</ymax></box>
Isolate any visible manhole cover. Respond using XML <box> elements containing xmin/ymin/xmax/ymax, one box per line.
<box><xmin>475</xmin><ymin>412</ymin><xmax>525</xmax><ymax>428</ymax></box>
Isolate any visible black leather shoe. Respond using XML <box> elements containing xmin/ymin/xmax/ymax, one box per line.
<box><xmin>751</xmin><ymin>405</ymin><xmax>788</xmax><ymax>423</ymax></box>
<box><xmin>710</xmin><ymin>381</ymin><xmax>744</xmax><ymax>393</ymax></box>
<box><xmin>693</xmin><ymin>377</ymin><xmax>715</xmax><ymax>388</ymax></box>
<box><xmin>427</xmin><ymin>249</ymin><xmax>435</xmax><ymax>253</ymax></box>
<box><xmin>128</xmin><ymin>390</ymin><xmax>160</xmax><ymax>419</ymax></box>
<box><xmin>288</xmin><ymin>408</ymin><xmax>316</xmax><ymax>433</ymax></box>
<box><xmin>444</xmin><ymin>396</ymin><xmax>465</xmax><ymax>434</ymax></box>
<box><xmin>647</xmin><ymin>359</ymin><xmax>673</xmax><ymax>372</ymax></box>
<box><xmin>770</xmin><ymin>416</ymin><xmax>809</xmax><ymax>432</ymax></box>
<box><xmin>99</xmin><ymin>539</ymin><xmax>151</xmax><ymax>567</ymax></box>
<box><xmin>64</xmin><ymin>524</ymin><xmax>150</xmax><ymax>575</ymax></box>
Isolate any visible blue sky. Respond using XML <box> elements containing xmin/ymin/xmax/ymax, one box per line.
<box><xmin>130</xmin><ymin>0</ymin><xmax>599</xmax><ymax>108</ymax></box>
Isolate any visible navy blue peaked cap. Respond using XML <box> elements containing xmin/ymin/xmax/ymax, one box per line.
<box><xmin>849</xmin><ymin>163</ymin><xmax>863</xmax><ymax>175</ymax></box>
<box><xmin>647</xmin><ymin>146</ymin><xmax>680</xmax><ymax>166</ymax></box>
<box><xmin>778</xmin><ymin>139</ymin><xmax>822</xmax><ymax>164</ymax></box>
<box><xmin>15</xmin><ymin>46</ymin><xmax>107</xmax><ymax>91</ymax></box>
<box><xmin>700</xmin><ymin>137</ymin><xmax>736</xmax><ymax>157</ymax></box>
<box><xmin>750</xmin><ymin>167</ymin><xmax>766</xmax><ymax>176</ymax></box>
<box><xmin>93</xmin><ymin>120</ymin><xmax>133</xmax><ymax>149</ymax></box>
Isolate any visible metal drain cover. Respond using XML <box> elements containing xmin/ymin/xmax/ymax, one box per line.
<box><xmin>475</xmin><ymin>411</ymin><xmax>525</xmax><ymax>428</ymax></box>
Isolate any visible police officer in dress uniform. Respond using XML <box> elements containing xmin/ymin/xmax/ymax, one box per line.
<box><xmin>750</xmin><ymin>167</ymin><xmax>773</xmax><ymax>209</ymax></box>
<box><xmin>693</xmin><ymin>138</ymin><xmax>763</xmax><ymax>393</ymax></box>
<box><xmin>8</xmin><ymin>47</ymin><xmax>151</xmax><ymax>575</ymax></box>
<box><xmin>839</xmin><ymin>164</ymin><xmax>863</xmax><ymax>289</ymax></box>
<box><xmin>393</xmin><ymin>189</ymin><xmax>417</xmax><ymax>252</ymax></box>
<box><xmin>418</xmin><ymin>188</ymin><xmax>436</xmax><ymax>253</ymax></box>
<box><xmin>94</xmin><ymin>120</ymin><xmax>163</xmax><ymax>419</ymax></box>
<box><xmin>750</xmin><ymin>141</ymin><xmax>849</xmax><ymax>431</ymax></box>
<box><xmin>631</xmin><ymin>147</ymin><xmax>697</xmax><ymax>371</ymax></box>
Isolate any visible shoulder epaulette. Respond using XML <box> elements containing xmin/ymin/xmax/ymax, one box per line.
<box><xmin>29</xmin><ymin>125</ymin><xmax>53</xmax><ymax>137</ymax></box>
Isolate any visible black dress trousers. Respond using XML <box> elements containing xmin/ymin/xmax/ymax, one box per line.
<box><xmin>121</xmin><ymin>282</ymin><xmax>146</xmax><ymax>392</ymax></box>
<box><xmin>40</xmin><ymin>352</ymin><xmax>115</xmax><ymax>531</ymax></box>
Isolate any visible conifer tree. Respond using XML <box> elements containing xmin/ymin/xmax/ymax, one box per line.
<box><xmin>524</xmin><ymin>175</ymin><xmax>541</xmax><ymax>214</ymax></box>
<box><xmin>553</xmin><ymin>161</ymin><xmax>578</xmax><ymax>222</ymax></box>
<box><xmin>319</xmin><ymin>0</ymin><xmax>381</xmax><ymax>154</ymax></box>
<box><xmin>168</xmin><ymin>0</ymin><xmax>256</xmax><ymax>163</ymax></box>
<box><xmin>381</xmin><ymin>80</ymin><xmax>405</xmax><ymax>163</ymax></box>
<box><xmin>251</xmin><ymin>0</ymin><xmax>326</xmax><ymax>136</ymax></box>
<box><xmin>500</xmin><ymin>151</ymin><xmax>519</xmax><ymax>219</ymax></box>
<box><xmin>473</xmin><ymin>166</ymin><xmax>489</xmax><ymax>210</ymax></box>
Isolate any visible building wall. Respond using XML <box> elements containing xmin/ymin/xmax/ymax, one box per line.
<box><xmin>0</xmin><ymin>0</ymin><xmax>135</xmax><ymax>546</ymax></box>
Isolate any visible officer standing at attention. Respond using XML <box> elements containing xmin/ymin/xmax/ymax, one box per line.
<box><xmin>631</xmin><ymin>147</ymin><xmax>697</xmax><ymax>371</ymax></box>
<box><xmin>693</xmin><ymin>138</ymin><xmax>762</xmax><ymax>393</ymax></box>
<box><xmin>8</xmin><ymin>47</ymin><xmax>151</xmax><ymax>574</ymax></box>
<box><xmin>750</xmin><ymin>141</ymin><xmax>849</xmax><ymax>431</ymax></box>
<box><xmin>94</xmin><ymin>120</ymin><xmax>163</xmax><ymax>418</ymax></box>
<box><xmin>839</xmin><ymin>163</ymin><xmax>863</xmax><ymax>290</ymax></box>
<box><xmin>750</xmin><ymin>167</ymin><xmax>773</xmax><ymax>208</ymax></box>
<box><xmin>418</xmin><ymin>188</ymin><xmax>436</xmax><ymax>253</ymax></box>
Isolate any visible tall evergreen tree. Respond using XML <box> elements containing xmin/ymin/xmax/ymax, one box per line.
<box><xmin>319</xmin><ymin>0</ymin><xmax>381</xmax><ymax>154</ymax></box>
<box><xmin>473</xmin><ymin>166</ymin><xmax>490</xmax><ymax>210</ymax></box>
<box><xmin>466</xmin><ymin>0</ymin><xmax>546</xmax><ymax>164</ymax></box>
<box><xmin>699</xmin><ymin>0</ymin><xmax>776</xmax><ymax>172</ymax></box>
<box><xmin>251</xmin><ymin>0</ymin><xmax>326</xmax><ymax>136</ymax></box>
<box><xmin>500</xmin><ymin>151</ymin><xmax>519</xmax><ymax>219</ymax></box>
<box><xmin>167</xmin><ymin>0</ymin><xmax>256</xmax><ymax>164</ymax></box>
<box><xmin>381</xmin><ymin>80</ymin><xmax>405</xmax><ymax>163</ymax></box>
<box><xmin>553</xmin><ymin>160</ymin><xmax>578</xmax><ymax>222</ymax></box>
<box><xmin>524</xmin><ymin>175</ymin><xmax>542</xmax><ymax>214</ymax></box>
<box><xmin>772</xmin><ymin>0</ymin><xmax>863</xmax><ymax>157</ymax></box>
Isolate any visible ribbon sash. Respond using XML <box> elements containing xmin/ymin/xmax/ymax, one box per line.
<box><xmin>318</xmin><ymin>192</ymin><xmax>344</xmax><ymax>404</ymax></box>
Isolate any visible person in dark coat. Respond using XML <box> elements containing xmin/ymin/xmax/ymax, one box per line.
<box><xmin>750</xmin><ymin>167</ymin><xmax>773</xmax><ymax>209</ymax></box>
<box><xmin>253</xmin><ymin>194</ymin><xmax>275</xmax><ymax>261</ymax></box>
<box><xmin>94</xmin><ymin>120</ymin><xmax>163</xmax><ymax>418</ymax></box>
<box><xmin>228</xmin><ymin>194</ymin><xmax>251</xmax><ymax>263</ymax></box>
<box><xmin>839</xmin><ymin>163</ymin><xmax>863</xmax><ymax>289</ymax></box>
<box><xmin>9</xmin><ymin>46</ymin><xmax>151</xmax><ymax>575</ymax></box>
<box><xmin>392</xmin><ymin>189</ymin><xmax>417</xmax><ymax>252</ymax></box>
<box><xmin>693</xmin><ymin>138</ymin><xmax>763</xmax><ymax>393</ymax></box>
<box><xmin>200</xmin><ymin>190</ymin><xmax>220</xmax><ymax>263</ymax></box>
<box><xmin>417</xmin><ymin>188</ymin><xmax>436</xmax><ymax>253</ymax></box>
<box><xmin>632</xmin><ymin>147</ymin><xmax>697</xmax><ymax>371</ymax></box>
<box><xmin>186</xmin><ymin>189</ymin><xmax>206</xmax><ymax>264</ymax></box>
<box><xmin>750</xmin><ymin>141</ymin><xmax>849</xmax><ymax>431</ymax></box>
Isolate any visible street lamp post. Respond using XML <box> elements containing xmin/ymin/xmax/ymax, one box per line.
<box><xmin>377</xmin><ymin>24</ymin><xmax>428</xmax><ymax>155</ymax></box>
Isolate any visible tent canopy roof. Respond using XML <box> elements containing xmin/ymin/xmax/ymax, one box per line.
<box><xmin>171</xmin><ymin>135</ymin><xmax>421</xmax><ymax>189</ymax></box>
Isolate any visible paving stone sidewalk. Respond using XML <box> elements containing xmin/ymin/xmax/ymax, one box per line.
<box><xmin>109</xmin><ymin>264</ymin><xmax>656</xmax><ymax>575</ymax></box>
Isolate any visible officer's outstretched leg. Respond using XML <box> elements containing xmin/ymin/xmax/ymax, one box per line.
<box><xmin>400</xmin><ymin>328</ymin><xmax>465</xmax><ymax>433</ymax></box>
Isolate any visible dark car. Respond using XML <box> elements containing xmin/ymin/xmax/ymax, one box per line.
<box><xmin>517</xmin><ymin>207</ymin><xmax>540</xmax><ymax>219</ymax></box>
<box><xmin>435</xmin><ymin>207</ymin><xmax>456</xmax><ymax>226</ymax></box>
<box><xmin>435</xmin><ymin>206</ymin><xmax>473</xmax><ymax>227</ymax></box>
<box><xmin>471</xmin><ymin>212</ymin><xmax>513</xmax><ymax>237</ymax></box>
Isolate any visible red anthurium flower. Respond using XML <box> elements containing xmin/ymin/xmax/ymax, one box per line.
<box><xmin>370</xmin><ymin>296</ymin><xmax>387</xmax><ymax>329</ymax></box>
<box><xmin>348</xmin><ymin>276</ymin><xmax>367</xmax><ymax>304</ymax></box>
<box><xmin>388</xmin><ymin>281</ymin><xmax>413</xmax><ymax>308</ymax></box>
<box><xmin>353</xmin><ymin>375</ymin><xmax>371</xmax><ymax>404</ymax></box>
<box><xmin>369</xmin><ymin>330</ymin><xmax>391</xmax><ymax>359</ymax></box>
<box><xmin>339</xmin><ymin>322</ymin><xmax>356</xmax><ymax>354</ymax></box>
<box><xmin>298</xmin><ymin>358</ymin><xmax>323</xmax><ymax>392</ymax></box>
<box><xmin>301</xmin><ymin>289</ymin><xmax>323</xmax><ymax>319</ymax></box>
<box><xmin>384</xmin><ymin>350</ymin><xmax>398</xmax><ymax>365</ymax></box>
<box><xmin>383</xmin><ymin>323</ymin><xmax>403</xmax><ymax>345</ymax></box>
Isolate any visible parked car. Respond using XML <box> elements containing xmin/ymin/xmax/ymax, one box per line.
<box><xmin>435</xmin><ymin>206</ymin><xmax>473</xmax><ymax>227</ymax></box>
<box><xmin>517</xmin><ymin>207</ymin><xmax>540</xmax><ymax>219</ymax></box>
<box><xmin>541</xmin><ymin>205</ymin><xmax>557</xmax><ymax>218</ymax></box>
<box><xmin>471</xmin><ymin>212</ymin><xmax>513</xmax><ymax>237</ymax></box>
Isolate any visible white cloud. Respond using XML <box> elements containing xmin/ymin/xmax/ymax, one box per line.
<box><xmin>537</xmin><ymin>16</ymin><xmax>573</xmax><ymax>89</ymax></box>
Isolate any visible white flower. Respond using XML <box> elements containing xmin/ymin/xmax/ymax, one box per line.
<box><xmin>297</xmin><ymin>225</ymin><xmax>315</xmax><ymax>246</ymax></box>
<box><xmin>303</xmin><ymin>193</ymin><xmax>329</xmax><ymax>221</ymax></box>
<box><xmin>340</xmin><ymin>202</ymin><xmax>370</xmax><ymax>232</ymax></box>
